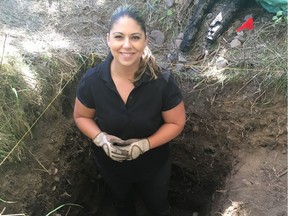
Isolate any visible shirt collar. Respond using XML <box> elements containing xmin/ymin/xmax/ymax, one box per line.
<box><xmin>100</xmin><ymin>52</ymin><xmax>113</xmax><ymax>82</ymax></box>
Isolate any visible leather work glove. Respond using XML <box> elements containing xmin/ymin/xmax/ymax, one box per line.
<box><xmin>119</xmin><ymin>138</ymin><xmax>150</xmax><ymax>160</ymax></box>
<box><xmin>93</xmin><ymin>132</ymin><xmax>129</xmax><ymax>162</ymax></box>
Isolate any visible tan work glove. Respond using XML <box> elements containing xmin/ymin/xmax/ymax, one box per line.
<box><xmin>119</xmin><ymin>138</ymin><xmax>150</xmax><ymax>160</ymax></box>
<box><xmin>93</xmin><ymin>132</ymin><xmax>129</xmax><ymax>162</ymax></box>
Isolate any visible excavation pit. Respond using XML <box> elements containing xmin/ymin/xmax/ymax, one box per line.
<box><xmin>56</xmin><ymin>124</ymin><xmax>232</xmax><ymax>216</ymax></box>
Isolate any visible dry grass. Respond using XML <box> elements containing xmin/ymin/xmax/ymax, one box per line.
<box><xmin>174</xmin><ymin>18</ymin><xmax>287</xmax><ymax>98</ymax></box>
<box><xmin>0</xmin><ymin>53</ymin><xmax>80</xmax><ymax>163</ymax></box>
<box><xmin>0</xmin><ymin>59</ymin><xmax>38</xmax><ymax>161</ymax></box>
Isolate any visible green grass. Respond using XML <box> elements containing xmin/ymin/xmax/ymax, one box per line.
<box><xmin>0</xmin><ymin>61</ymin><xmax>36</xmax><ymax>161</ymax></box>
<box><xmin>45</xmin><ymin>203</ymin><xmax>83</xmax><ymax>216</ymax></box>
<box><xmin>0</xmin><ymin>54</ymin><xmax>81</xmax><ymax>163</ymax></box>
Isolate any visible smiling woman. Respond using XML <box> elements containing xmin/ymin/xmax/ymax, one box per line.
<box><xmin>0</xmin><ymin>0</ymin><xmax>287</xmax><ymax>216</ymax></box>
<box><xmin>107</xmin><ymin>17</ymin><xmax>147</xmax><ymax>70</ymax></box>
<box><xmin>107</xmin><ymin>5</ymin><xmax>160</xmax><ymax>83</ymax></box>
<box><xmin>73</xmin><ymin>4</ymin><xmax>186</xmax><ymax>216</ymax></box>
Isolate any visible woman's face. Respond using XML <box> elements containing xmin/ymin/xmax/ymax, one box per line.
<box><xmin>107</xmin><ymin>16</ymin><xmax>147</xmax><ymax>69</ymax></box>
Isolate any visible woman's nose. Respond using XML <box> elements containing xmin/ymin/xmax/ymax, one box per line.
<box><xmin>123</xmin><ymin>38</ymin><xmax>132</xmax><ymax>48</ymax></box>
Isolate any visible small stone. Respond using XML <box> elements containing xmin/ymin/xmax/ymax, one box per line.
<box><xmin>244</xmin><ymin>14</ymin><xmax>253</xmax><ymax>21</ymax></box>
<box><xmin>52</xmin><ymin>185</ymin><xmax>57</xmax><ymax>191</ymax></box>
<box><xmin>167</xmin><ymin>52</ymin><xmax>177</xmax><ymax>62</ymax></box>
<box><xmin>175</xmin><ymin>39</ymin><xmax>182</xmax><ymax>49</ymax></box>
<box><xmin>193</xmin><ymin>212</ymin><xmax>199</xmax><ymax>216</ymax></box>
<box><xmin>165</xmin><ymin>0</ymin><xmax>174</xmax><ymax>8</ymax></box>
<box><xmin>230</xmin><ymin>38</ymin><xmax>241</xmax><ymax>48</ymax></box>
<box><xmin>150</xmin><ymin>30</ymin><xmax>165</xmax><ymax>45</ymax></box>
<box><xmin>177</xmin><ymin>32</ymin><xmax>184</xmax><ymax>39</ymax></box>
<box><xmin>242</xmin><ymin>179</ymin><xmax>252</xmax><ymax>186</ymax></box>
<box><xmin>235</xmin><ymin>35</ymin><xmax>245</xmax><ymax>42</ymax></box>
<box><xmin>216</xmin><ymin>56</ymin><xmax>228</xmax><ymax>69</ymax></box>
<box><xmin>178</xmin><ymin>53</ymin><xmax>187</xmax><ymax>63</ymax></box>
<box><xmin>54</xmin><ymin>176</ymin><xmax>60</xmax><ymax>182</ymax></box>
<box><xmin>237</xmin><ymin>31</ymin><xmax>244</xmax><ymax>36</ymax></box>
<box><xmin>192</xmin><ymin>125</ymin><xmax>199</xmax><ymax>132</ymax></box>
<box><xmin>52</xmin><ymin>167</ymin><xmax>58</xmax><ymax>175</ymax></box>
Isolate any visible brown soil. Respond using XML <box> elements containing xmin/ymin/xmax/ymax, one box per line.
<box><xmin>0</xmin><ymin>1</ymin><xmax>287</xmax><ymax>216</ymax></box>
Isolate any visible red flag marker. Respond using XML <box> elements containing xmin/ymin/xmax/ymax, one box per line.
<box><xmin>236</xmin><ymin>17</ymin><xmax>254</xmax><ymax>32</ymax></box>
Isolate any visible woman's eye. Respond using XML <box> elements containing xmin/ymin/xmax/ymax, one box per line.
<box><xmin>114</xmin><ymin>35</ymin><xmax>123</xmax><ymax>39</ymax></box>
<box><xmin>131</xmin><ymin>36</ymin><xmax>140</xmax><ymax>40</ymax></box>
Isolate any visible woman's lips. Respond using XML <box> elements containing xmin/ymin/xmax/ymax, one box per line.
<box><xmin>121</xmin><ymin>52</ymin><xmax>134</xmax><ymax>59</ymax></box>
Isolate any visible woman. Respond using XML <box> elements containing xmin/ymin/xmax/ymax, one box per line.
<box><xmin>73</xmin><ymin>5</ymin><xmax>186</xmax><ymax>216</ymax></box>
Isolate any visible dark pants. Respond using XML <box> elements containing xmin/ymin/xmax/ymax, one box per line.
<box><xmin>99</xmin><ymin>159</ymin><xmax>171</xmax><ymax>216</ymax></box>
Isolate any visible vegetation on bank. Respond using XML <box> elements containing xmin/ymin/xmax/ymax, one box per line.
<box><xmin>0</xmin><ymin>53</ymin><xmax>80</xmax><ymax>163</ymax></box>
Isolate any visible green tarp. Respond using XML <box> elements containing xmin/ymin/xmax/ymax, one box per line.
<box><xmin>256</xmin><ymin>0</ymin><xmax>288</xmax><ymax>13</ymax></box>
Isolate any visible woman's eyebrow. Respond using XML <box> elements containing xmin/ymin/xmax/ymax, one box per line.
<box><xmin>131</xmin><ymin>33</ymin><xmax>142</xmax><ymax>35</ymax></box>
<box><xmin>112</xmin><ymin>32</ymin><xmax>143</xmax><ymax>36</ymax></box>
<box><xmin>112</xmin><ymin>32</ymin><xmax>124</xmax><ymax>35</ymax></box>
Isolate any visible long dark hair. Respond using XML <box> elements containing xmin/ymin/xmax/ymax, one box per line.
<box><xmin>108</xmin><ymin>5</ymin><xmax>160</xmax><ymax>82</ymax></box>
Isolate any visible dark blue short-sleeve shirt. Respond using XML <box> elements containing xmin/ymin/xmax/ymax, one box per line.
<box><xmin>76</xmin><ymin>53</ymin><xmax>183</xmax><ymax>180</ymax></box>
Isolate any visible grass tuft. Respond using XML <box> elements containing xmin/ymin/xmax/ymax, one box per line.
<box><xmin>0</xmin><ymin>53</ymin><xmax>80</xmax><ymax>163</ymax></box>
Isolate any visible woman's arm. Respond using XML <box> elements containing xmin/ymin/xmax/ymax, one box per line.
<box><xmin>73</xmin><ymin>98</ymin><xmax>101</xmax><ymax>140</ymax></box>
<box><xmin>147</xmin><ymin>101</ymin><xmax>186</xmax><ymax>149</ymax></box>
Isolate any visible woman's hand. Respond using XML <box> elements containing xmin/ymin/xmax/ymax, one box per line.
<box><xmin>93</xmin><ymin>132</ymin><xmax>130</xmax><ymax>162</ymax></box>
<box><xmin>118</xmin><ymin>138</ymin><xmax>150</xmax><ymax>160</ymax></box>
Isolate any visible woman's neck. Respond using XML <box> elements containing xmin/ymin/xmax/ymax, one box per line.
<box><xmin>110</xmin><ymin>59</ymin><xmax>139</xmax><ymax>81</ymax></box>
